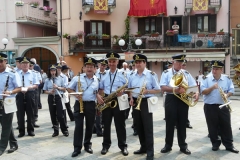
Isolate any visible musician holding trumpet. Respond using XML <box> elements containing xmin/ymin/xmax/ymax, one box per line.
<box><xmin>67</xmin><ymin>58</ymin><xmax>99</xmax><ymax>157</ymax></box>
<box><xmin>159</xmin><ymin>54</ymin><xmax>199</xmax><ymax>155</ymax></box>
<box><xmin>200</xmin><ymin>61</ymin><xmax>239</xmax><ymax>153</ymax></box>
<box><xmin>128</xmin><ymin>54</ymin><xmax>160</xmax><ymax>160</ymax></box>
<box><xmin>43</xmin><ymin>65</ymin><xmax>69</xmax><ymax>137</ymax></box>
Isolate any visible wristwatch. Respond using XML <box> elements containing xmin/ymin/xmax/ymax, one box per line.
<box><xmin>9</xmin><ymin>91</ymin><xmax>12</xmax><ymax>95</ymax></box>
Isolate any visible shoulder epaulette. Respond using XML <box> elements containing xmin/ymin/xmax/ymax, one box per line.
<box><xmin>10</xmin><ymin>70</ymin><xmax>16</xmax><ymax>73</ymax></box>
<box><xmin>150</xmin><ymin>71</ymin><xmax>155</xmax><ymax>75</ymax></box>
<box><xmin>203</xmin><ymin>76</ymin><xmax>207</xmax><ymax>80</ymax></box>
<box><xmin>185</xmin><ymin>71</ymin><xmax>189</xmax><ymax>74</ymax></box>
<box><xmin>164</xmin><ymin>70</ymin><xmax>168</xmax><ymax>73</ymax></box>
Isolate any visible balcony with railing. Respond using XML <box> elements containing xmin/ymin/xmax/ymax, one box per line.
<box><xmin>15</xmin><ymin>4</ymin><xmax>57</xmax><ymax>28</ymax></box>
<box><xmin>82</xmin><ymin>0</ymin><xmax>116</xmax><ymax>14</ymax></box>
<box><xmin>185</xmin><ymin>0</ymin><xmax>222</xmax><ymax>14</ymax></box>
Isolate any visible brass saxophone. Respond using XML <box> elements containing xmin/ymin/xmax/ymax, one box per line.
<box><xmin>78</xmin><ymin>72</ymin><xmax>84</xmax><ymax>113</ymax></box>
<box><xmin>218</xmin><ymin>86</ymin><xmax>232</xmax><ymax>113</ymax></box>
<box><xmin>233</xmin><ymin>74</ymin><xmax>240</xmax><ymax>88</ymax></box>
<box><xmin>135</xmin><ymin>76</ymin><xmax>146</xmax><ymax>111</ymax></box>
<box><xmin>97</xmin><ymin>72</ymin><xmax>128</xmax><ymax>112</ymax></box>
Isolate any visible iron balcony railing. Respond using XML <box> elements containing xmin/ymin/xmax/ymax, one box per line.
<box><xmin>82</xmin><ymin>0</ymin><xmax>116</xmax><ymax>7</ymax></box>
<box><xmin>186</xmin><ymin>0</ymin><xmax>221</xmax><ymax>6</ymax></box>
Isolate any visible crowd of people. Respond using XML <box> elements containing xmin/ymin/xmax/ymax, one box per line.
<box><xmin>0</xmin><ymin>52</ymin><xmax>239</xmax><ymax>160</ymax></box>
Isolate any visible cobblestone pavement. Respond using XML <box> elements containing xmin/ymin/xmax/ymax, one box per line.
<box><xmin>0</xmin><ymin>94</ymin><xmax>240</xmax><ymax>160</ymax></box>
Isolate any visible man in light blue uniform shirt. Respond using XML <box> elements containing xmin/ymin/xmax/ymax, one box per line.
<box><xmin>0</xmin><ymin>53</ymin><xmax>21</xmax><ymax>156</ymax></box>
<box><xmin>16</xmin><ymin>57</ymin><xmax>39</xmax><ymax>138</ymax></box>
<box><xmin>201</xmin><ymin>60</ymin><xmax>239</xmax><ymax>153</ymax></box>
<box><xmin>128</xmin><ymin>54</ymin><xmax>160</xmax><ymax>160</ymax></box>
<box><xmin>159</xmin><ymin>54</ymin><xmax>198</xmax><ymax>155</ymax></box>
<box><xmin>67</xmin><ymin>57</ymin><xmax>99</xmax><ymax>157</ymax></box>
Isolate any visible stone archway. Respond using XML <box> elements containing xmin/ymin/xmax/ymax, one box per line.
<box><xmin>24</xmin><ymin>47</ymin><xmax>57</xmax><ymax>73</ymax></box>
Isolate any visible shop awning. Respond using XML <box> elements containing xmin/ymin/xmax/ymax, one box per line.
<box><xmin>128</xmin><ymin>0</ymin><xmax>167</xmax><ymax>17</ymax></box>
<box><xmin>86</xmin><ymin>52</ymin><xmax>226</xmax><ymax>62</ymax></box>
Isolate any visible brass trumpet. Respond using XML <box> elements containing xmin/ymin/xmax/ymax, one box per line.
<box><xmin>218</xmin><ymin>86</ymin><xmax>232</xmax><ymax>113</ymax></box>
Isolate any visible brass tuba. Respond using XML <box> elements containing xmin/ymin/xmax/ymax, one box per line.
<box><xmin>218</xmin><ymin>86</ymin><xmax>232</xmax><ymax>112</ymax></box>
<box><xmin>233</xmin><ymin>74</ymin><xmax>240</xmax><ymax>88</ymax></box>
<box><xmin>97</xmin><ymin>72</ymin><xmax>128</xmax><ymax>112</ymax></box>
<box><xmin>170</xmin><ymin>71</ymin><xmax>198</xmax><ymax>107</ymax></box>
<box><xmin>78</xmin><ymin>72</ymin><xmax>84</xmax><ymax>113</ymax></box>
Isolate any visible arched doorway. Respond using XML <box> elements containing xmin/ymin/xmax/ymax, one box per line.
<box><xmin>24</xmin><ymin>47</ymin><xmax>57</xmax><ymax>72</ymax></box>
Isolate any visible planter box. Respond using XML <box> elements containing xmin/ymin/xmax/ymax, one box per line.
<box><xmin>88</xmin><ymin>37</ymin><xmax>97</xmax><ymax>40</ymax></box>
<box><xmin>166</xmin><ymin>33</ymin><xmax>174</xmax><ymax>36</ymax></box>
<box><xmin>208</xmin><ymin>33</ymin><xmax>216</xmax><ymax>37</ymax></box>
<box><xmin>78</xmin><ymin>35</ymin><xmax>83</xmax><ymax>39</ymax></box>
<box><xmin>217</xmin><ymin>32</ymin><xmax>225</xmax><ymax>35</ymax></box>
<box><xmin>135</xmin><ymin>34</ymin><xmax>142</xmax><ymax>37</ymax></box>
<box><xmin>16</xmin><ymin>4</ymin><xmax>24</xmax><ymax>6</ymax></box>
<box><xmin>151</xmin><ymin>34</ymin><xmax>159</xmax><ymax>37</ymax></box>
<box><xmin>31</xmin><ymin>5</ymin><xmax>38</xmax><ymax>8</ymax></box>
<box><xmin>102</xmin><ymin>36</ymin><xmax>110</xmax><ymax>39</ymax></box>
<box><xmin>198</xmin><ymin>34</ymin><xmax>206</xmax><ymax>37</ymax></box>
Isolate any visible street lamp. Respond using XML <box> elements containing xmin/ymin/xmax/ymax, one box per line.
<box><xmin>1</xmin><ymin>38</ymin><xmax>8</xmax><ymax>50</ymax></box>
<box><xmin>118</xmin><ymin>36</ymin><xmax>142</xmax><ymax>52</ymax></box>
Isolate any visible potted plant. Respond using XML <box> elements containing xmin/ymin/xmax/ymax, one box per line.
<box><xmin>15</xmin><ymin>1</ymin><xmax>24</xmax><ymax>6</ymax></box>
<box><xmin>52</xmin><ymin>11</ymin><xmax>57</xmax><ymax>15</ymax></box>
<box><xmin>102</xmin><ymin>34</ymin><xmax>110</xmax><ymax>39</ymax></box>
<box><xmin>87</xmin><ymin>33</ymin><xmax>99</xmax><ymax>39</ymax></box>
<box><xmin>135</xmin><ymin>31</ymin><xmax>142</xmax><ymax>37</ymax></box>
<box><xmin>75</xmin><ymin>42</ymin><xmax>84</xmax><ymax>49</ymax></box>
<box><xmin>166</xmin><ymin>30</ymin><xmax>174</xmax><ymax>36</ymax></box>
<box><xmin>76</xmin><ymin>31</ymin><xmax>85</xmax><ymax>39</ymax></box>
<box><xmin>43</xmin><ymin>6</ymin><xmax>53</xmax><ymax>12</ymax></box>
<box><xmin>151</xmin><ymin>31</ymin><xmax>159</xmax><ymax>37</ymax></box>
<box><xmin>218</xmin><ymin>29</ymin><xmax>225</xmax><ymax>35</ymax></box>
<box><xmin>30</xmin><ymin>2</ymin><xmax>40</xmax><ymax>8</ymax></box>
<box><xmin>63</xmin><ymin>33</ymin><xmax>70</xmax><ymax>39</ymax></box>
<box><xmin>39</xmin><ymin>6</ymin><xmax>44</xmax><ymax>10</ymax></box>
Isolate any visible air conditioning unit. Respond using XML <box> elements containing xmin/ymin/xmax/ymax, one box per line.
<box><xmin>195</xmin><ymin>40</ymin><xmax>207</xmax><ymax>48</ymax></box>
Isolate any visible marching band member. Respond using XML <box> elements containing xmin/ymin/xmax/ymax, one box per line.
<box><xmin>233</xmin><ymin>64</ymin><xmax>240</xmax><ymax>130</ymax></box>
<box><xmin>129</xmin><ymin>54</ymin><xmax>160</xmax><ymax>160</ymax></box>
<box><xmin>94</xmin><ymin>59</ymin><xmax>108</xmax><ymax>137</ymax></box>
<box><xmin>201</xmin><ymin>61</ymin><xmax>239</xmax><ymax>153</ymax></box>
<box><xmin>43</xmin><ymin>65</ymin><xmax>69</xmax><ymax>137</ymax></box>
<box><xmin>159</xmin><ymin>54</ymin><xmax>199</xmax><ymax>155</ymax></box>
<box><xmin>97</xmin><ymin>52</ymin><xmax>129</xmax><ymax>156</ymax></box>
<box><xmin>17</xmin><ymin>57</ymin><xmax>39</xmax><ymax>137</ymax></box>
<box><xmin>67</xmin><ymin>57</ymin><xmax>99</xmax><ymax>157</ymax></box>
<box><xmin>0</xmin><ymin>53</ymin><xmax>21</xmax><ymax>156</ymax></box>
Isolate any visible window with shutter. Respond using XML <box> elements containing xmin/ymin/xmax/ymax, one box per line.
<box><xmin>138</xmin><ymin>17</ymin><xmax>163</xmax><ymax>34</ymax></box>
<box><xmin>138</xmin><ymin>18</ymin><xmax>145</xmax><ymax>35</ymax></box>
<box><xmin>190</xmin><ymin>16</ymin><xmax>197</xmax><ymax>33</ymax></box>
<box><xmin>209</xmin><ymin>15</ymin><xmax>216</xmax><ymax>33</ymax></box>
<box><xmin>182</xmin><ymin>16</ymin><xmax>189</xmax><ymax>35</ymax></box>
<box><xmin>156</xmin><ymin>17</ymin><xmax>162</xmax><ymax>34</ymax></box>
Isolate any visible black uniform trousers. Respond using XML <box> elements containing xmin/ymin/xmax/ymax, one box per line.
<box><xmin>48</xmin><ymin>95</ymin><xmax>68</xmax><ymax>133</ymax></box>
<box><xmin>0</xmin><ymin>108</ymin><xmax>17</xmax><ymax>152</ymax></box>
<box><xmin>73</xmin><ymin>101</ymin><xmax>96</xmax><ymax>151</ymax></box>
<box><xmin>133</xmin><ymin>98</ymin><xmax>154</xmax><ymax>157</ymax></box>
<box><xmin>165</xmin><ymin>94</ymin><xmax>188</xmax><ymax>149</ymax></box>
<box><xmin>16</xmin><ymin>92</ymin><xmax>35</xmax><ymax>134</ymax></box>
<box><xmin>34</xmin><ymin>89</ymin><xmax>39</xmax><ymax>121</ymax></box>
<box><xmin>102</xmin><ymin>97</ymin><xmax>127</xmax><ymax>150</ymax></box>
<box><xmin>204</xmin><ymin>104</ymin><xmax>233</xmax><ymax>148</ymax></box>
<box><xmin>94</xmin><ymin>112</ymin><xmax>103</xmax><ymax>135</ymax></box>
<box><xmin>64</xmin><ymin>98</ymin><xmax>74</xmax><ymax>121</ymax></box>
<box><xmin>38</xmin><ymin>88</ymin><xmax>42</xmax><ymax>109</ymax></box>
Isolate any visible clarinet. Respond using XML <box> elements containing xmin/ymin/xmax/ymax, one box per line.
<box><xmin>0</xmin><ymin>75</ymin><xmax>9</xmax><ymax>109</ymax></box>
<box><xmin>52</xmin><ymin>77</ymin><xmax>56</xmax><ymax>105</ymax></box>
<box><xmin>22</xmin><ymin>74</ymin><xmax>26</xmax><ymax>104</ymax></box>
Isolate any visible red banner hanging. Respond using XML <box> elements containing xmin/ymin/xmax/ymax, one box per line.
<box><xmin>128</xmin><ymin>0</ymin><xmax>167</xmax><ymax>17</ymax></box>
<box><xmin>94</xmin><ymin>0</ymin><xmax>108</xmax><ymax>14</ymax></box>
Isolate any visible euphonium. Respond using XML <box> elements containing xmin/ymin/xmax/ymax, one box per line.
<box><xmin>218</xmin><ymin>86</ymin><xmax>232</xmax><ymax>113</ymax></box>
<box><xmin>233</xmin><ymin>74</ymin><xmax>240</xmax><ymax>88</ymax></box>
<box><xmin>135</xmin><ymin>76</ymin><xmax>146</xmax><ymax>111</ymax></box>
<box><xmin>170</xmin><ymin>71</ymin><xmax>198</xmax><ymax>107</ymax></box>
<box><xmin>97</xmin><ymin>72</ymin><xmax>128</xmax><ymax>112</ymax></box>
<box><xmin>78</xmin><ymin>72</ymin><xmax>84</xmax><ymax>113</ymax></box>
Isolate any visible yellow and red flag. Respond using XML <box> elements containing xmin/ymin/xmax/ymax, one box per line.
<box><xmin>94</xmin><ymin>0</ymin><xmax>108</xmax><ymax>14</ymax></box>
<box><xmin>193</xmin><ymin>0</ymin><xmax>208</xmax><ymax>11</ymax></box>
<box><xmin>128</xmin><ymin>0</ymin><xmax>167</xmax><ymax>17</ymax></box>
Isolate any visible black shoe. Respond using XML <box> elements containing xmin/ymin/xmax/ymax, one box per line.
<box><xmin>186</xmin><ymin>124</ymin><xmax>193</xmax><ymax>129</ymax></box>
<box><xmin>71</xmin><ymin>150</ymin><xmax>81</xmax><ymax>157</ymax></box>
<box><xmin>131</xmin><ymin>124</ymin><xmax>134</xmax><ymax>129</ymax></box>
<box><xmin>133</xmin><ymin>149</ymin><xmax>146</xmax><ymax>154</ymax></box>
<box><xmin>161</xmin><ymin>147</ymin><xmax>172</xmax><ymax>153</ymax></box>
<box><xmin>97</xmin><ymin>133</ymin><xmax>103</xmax><ymax>137</ymax></box>
<box><xmin>163</xmin><ymin>118</ymin><xmax>166</xmax><ymax>120</ymax></box>
<box><xmin>226</xmin><ymin>147</ymin><xmax>239</xmax><ymax>153</ymax></box>
<box><xmin>16</xmin><ymin>126</ymin><xmax>19</xmax><ymax>130</ymax></box>
<box><xmin>28</xmin><ymin>132</ymin><xmax>35</xmax><ymax>136</ymax></box>
<box><xmin>63</xmin><ymin>131</ymin><xmax>69</xmax><ymax>137</ymax></box>
<box><xmin>35</xmin><ymin>118</ymin><xmax>38</xmax><ymax>122</ymax></box>
<box><xmin>52</xmin><ymin>132</ymin><xmax>59</xmax><ymax>137</ymax></box>
<box><xmin>38</xmin><ymin>107</ymin><xmax>42</xmax><ymax>109</ymax></box>
<box><xmin>70</xmin><ymin>119</ymin><xmax>75</xmax><ymax>121</ymax></box>
<box><xmin>180</xmin><ymin>148</ymin><xmax>191</xmax><ymax>155</ymax></box>
<box><xmin>212</xmin><ymin>146</ymin><xmax>219</xmax><ymax>151</ymax></box>
<box><xmin>34</xmin><ymin>124</ymin><xmax>40</xmax><ymax>128</ymax></box>
<box><xmin>18</xmin><ymin>133</ymin><xmax>25</xmax><ymax>138</ymax></box>
<box><xmin>208</xmin><ymin>134</ymin><xmax>210</xmax><ymax>138</ymax></box>
<box><xmin>8</xmin><ymin>145</ymin><xmax>18</xmax><ymax>153</ymax></box>
<box><xmin>101</xmin><ymin>148</ymin><xmax>108</xmax><ymax>155</ymax></box>
<box><xmin>121</xmin><ymin>148</ymin><xmax>128</xmax><ymax>156</ymax></box>
<box><xmin>133</xmin><ymin>131</ymin><xmax>138</xmax><ymax>136</ymax></box>
<box><xmin>84</xmin><ymin>147</ymin><xmax>93</xmax><ymax>154</ymax></box>
<box><xmin>66</xmin><ymin>125</ymin><xmax>69</xmax><ymax>128</ymax></box>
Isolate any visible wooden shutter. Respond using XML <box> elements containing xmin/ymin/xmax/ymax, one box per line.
<box><xmin>190</xmin><ymin>16</ymin><xmax>197</xmax><ymax>33</ymax></box>
<box><xmin>138</xmin><ymin>18</ymin><xmax>145</xmax><ymax>34</ymax></box>
<box><xmin>156</xmin><ymin>17</ymin><xmax>162</xmax><ymax>34</ymax></box>
<box><xmin>182</xmin><ymin>16</ymin><xmax>189</xmax><ymax>35</ymax></box>
<box><xmin>84</xmin><ymin>21</ymin><xmax>91</xmax><ymax>48</ymax></box>
<box><xmin>209</xmin><ymin>15</ymin><xmax>216</xmax><ymax>33</ymax></box>
<box><xmin>105</xmin><ymin>21</ymin><xmax>111</xmax><ymax>35</ymax></box>
<box><xmin>163</xmin><ymin>17</ymin><xmax>169</xmax><ymax>33</ymax></box>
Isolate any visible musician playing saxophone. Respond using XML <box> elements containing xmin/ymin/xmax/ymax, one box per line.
<box><xmin>67</xmin><ymin>58</ymin><xmax>99</xmax><ymax>157</ymax></box>
<box><xmin>43</xmin><ymin>65</ymin><xmax>69</xmax><ymax>137</ymax></box>
<box><xmin>159</xmin><ymin>54</ymin><xmax>199</xmax><ymax>155</ymax></box>
<box><xmin>96</xmin><ymin>52</ymin><xmax>129</xmax><ymax>156</ymax></box>
<box><xmin>128</xmin><ymin>54</ymin><xmax>160</xmax><ymax>160</ymax></box>
<box><xmin>201</xmin><ymin>60</ymin><xmax>238</xmax><ymax>153</ymax></box>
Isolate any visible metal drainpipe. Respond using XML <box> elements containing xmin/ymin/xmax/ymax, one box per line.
<box><xmin>60</xmin><ymin>0</ymin><xmax>63</xmax><ymax>56</ymax></box>
<box><xmin>4</xmin><ymin>0</ymin><xmax>7</xmax><ymax>38</ymax></box>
